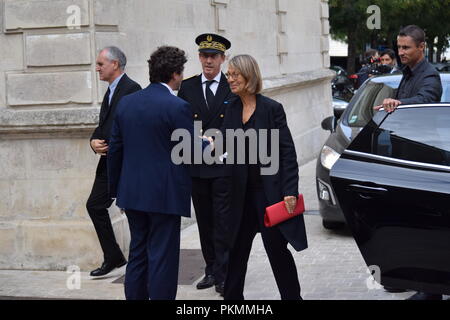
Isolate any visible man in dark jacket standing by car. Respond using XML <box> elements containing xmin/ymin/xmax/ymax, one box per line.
<box><xmin>377</xmin><ymin>25</ymin><xmax>443</xmax><ymax>300</ymax></box>
<box><xmin>379</xmin><ymin>25</ymin><xmax>442</xmax><ymax>113</ymax></box>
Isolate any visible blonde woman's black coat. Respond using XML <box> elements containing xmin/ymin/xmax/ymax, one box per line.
<box><xmin>221</xmin><ymin>94</ymin><xmax>308</xmax><ymax>252</ymax></box>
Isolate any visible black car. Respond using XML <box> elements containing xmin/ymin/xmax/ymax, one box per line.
<box><xmin>316</xmin><ymin>73</ymin><xmax>450</xmax><ymax>229</ymax></box>
<box><xmin>329</xmin><ymin>103</ymin><xmax>450</xmax><ymax>294</ymax></box>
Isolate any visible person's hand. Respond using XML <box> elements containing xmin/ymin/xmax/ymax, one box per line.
<box><xmin>111</xmin><ymin>198</ymin><xmax>124</xmax><ymax>214</ymax></box>
<box><xmin>91</xmin><ymin>139</ymin><xmax>109</xmax><ymax>155</ymax></box>
<box><xmin>284</xmin><ymin>196</ymin><xmax>297</xmax><ymax>214</ymax></box>
<box><xmin>200</xmin><ymin>135</ymin><xmax>214</xmax><ymax>151</ymax></box>
<box><xmin>374</xmin><ymin>98</ymin><xmax>401</xmax><ymax>113</ymax></box>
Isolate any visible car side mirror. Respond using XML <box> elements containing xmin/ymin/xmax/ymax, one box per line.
<box><xmin>321</xmin><ymin>116</ymin><xmax>335</xmax><ymax>132</ymax></box>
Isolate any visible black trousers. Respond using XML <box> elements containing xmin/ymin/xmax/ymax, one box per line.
<box><xmin>224</xmin><ymin>189</ymin><xmax>301</xmax><ymax>300</ymax></box>
<box><xmin>192</xmin><ymin>176</ymin><xmax>231</xmax><ymax>284</ymax></box>
<box><xmin>86</xmin><ymin>156</ymin><xmax>125</xmax><ymax>264</ymax></box>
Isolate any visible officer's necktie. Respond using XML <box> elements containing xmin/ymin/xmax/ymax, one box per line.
<box><xmin>205</xmin><ymin>80</ymin><xmax>215</xmax><ymax>109</ymax></box>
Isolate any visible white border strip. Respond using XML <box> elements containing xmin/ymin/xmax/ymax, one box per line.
<box><xmin>378</xmin><ymin>104</ymin><xmax>450</xmax><ymax>112</ymax></box>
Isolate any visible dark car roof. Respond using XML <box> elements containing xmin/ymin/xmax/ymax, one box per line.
<box><xmin>369</xmin><ymin>72</ymin><xmax>450</xmax><ymax>84</ymax></box>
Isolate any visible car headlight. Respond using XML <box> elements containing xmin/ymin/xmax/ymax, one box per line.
<box><xmin>320</xmin><ymin>145</ymin><xmax>341</xmax><ymax>170</ymax></box>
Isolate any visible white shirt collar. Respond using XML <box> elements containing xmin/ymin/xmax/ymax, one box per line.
<box><xmin>160</xmin><ymin>82</ymin><xmax>176</xmax><ymax>96</ymax></box>
<box><xmin>107</xmin><ymin>73</ymin><xmax>125</xmax><ymax>104</ymax></box>
<box><xmin>109</xmin><ymin>73</ymin><xmax>125</xmax><ymax>92</ymax></box>
<box><xmin>201</xmin><ymin>72</ymin><xmax>222</xmax><ymax>84</ymax></box>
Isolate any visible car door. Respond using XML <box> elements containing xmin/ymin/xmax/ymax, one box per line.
<box><xmin>330</xmin><ymin>104</ymin><xmax>450</xmax><ymax>294</ymax></box>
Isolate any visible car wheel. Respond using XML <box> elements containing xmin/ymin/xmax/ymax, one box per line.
<box><xmin>322</xmin><ymin>220</ymin><xmax>345</xmax><ymax>230</ymax></box>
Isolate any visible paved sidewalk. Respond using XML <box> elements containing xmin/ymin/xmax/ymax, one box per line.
<box><xmin>0</xmin><ymin>214</ymin><xmax>416</xmax><ymax>300</ymax></box>
<box><xmin>0</xmin><ymin>159</ymin><xmax>423</xmax><ymax>300</ymax></box>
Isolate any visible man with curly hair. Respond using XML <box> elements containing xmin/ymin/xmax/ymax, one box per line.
<box><xmin>107</xmin><ymin>46</ymin><xmax>191</xmax><ymax>300</ymax></box>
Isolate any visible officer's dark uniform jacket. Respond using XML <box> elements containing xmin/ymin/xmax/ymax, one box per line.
<box><xmin>178</xmin><ymin>72</ymin><xmax>234</xmax><ymax>178</ymax></box>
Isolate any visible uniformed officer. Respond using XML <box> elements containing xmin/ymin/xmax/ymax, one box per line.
<box><xmin>178</xmin><ymin>33</ymin><xmax>233</xmax><ymax>296</ymax></box>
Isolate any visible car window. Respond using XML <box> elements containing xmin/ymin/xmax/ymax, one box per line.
<box><xmin>345</xmin><ymin>78</ymin><xmax>450</xmax><ymax>128</ymax></box>
<box><xmin>442</xmin><ymin>81</ymin><xmax>450</xmax><ymax>102</ymax></box>
<box><xmin>346</xmin><ymin>82</ymin><xmax>397</xmax><ymax>127</ymax></box>
<box><xmin>372</xmin><ymin>107</ymin><xmax>450</xmax><ymax>167</ymax></box>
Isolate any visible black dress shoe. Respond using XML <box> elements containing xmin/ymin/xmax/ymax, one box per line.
<box><xmin>90</xmin><ymin>259</ymin><xmax>127</xmax><ymax>277</ymax></box>
<box><xmin>196</xmin><ymin>275</ymin><xmax>215</xmax><ymax>289</ymax></box>
<box><xmin>215</xmin><ymin>282</ymin><xmax>224</xmax><ymax>296</ymax></box>
<box><xmin>406</xmin><ymin>292</ymin><xmax>442</xmax><ymax>300</ymax></box>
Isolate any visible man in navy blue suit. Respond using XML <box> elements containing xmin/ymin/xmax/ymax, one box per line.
<box><xmin>107</xmin><ymin>46</ymin><xmax>192</xmax><ymax>300</ymax></box>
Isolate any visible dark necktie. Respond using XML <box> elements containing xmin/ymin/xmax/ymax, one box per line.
<box><xmin>205</xmin><ymin>80</ymin><xmax>215</xmax><ymax>109</ymax></box>
<box><xmin>100</xmin><ymin>87</ymin><xmax>110</xmax><ymax>123</ymax></box>
<box><xmin>104</xmin><ymin>88</ymin><xmax>111</xmax><ymax>107</ymax></box>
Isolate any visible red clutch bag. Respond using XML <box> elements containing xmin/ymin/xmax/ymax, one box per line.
<box><xmin>264</xmin><ymin>194</ymin><xmax>305</xmax><ymax>227</ymax></box>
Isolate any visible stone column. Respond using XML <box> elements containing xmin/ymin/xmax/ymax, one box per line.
<box><xmin>211</xmin><ymin>0</ymin><xmax>229</xmax><ymax>32</ymax></box>
<box><xmin>276</xmin><ymin>0</ymin><xmax>288</xmax><ymax>74</ymax></box>
<box><xmin>0</xmin><ymin>0</ymin><xmax>129</xmax><ymax>271</ymax></box>
<box><xmin>321</xmin><ymin>0</ymin><xmax>331</xmax><ymax>68</ymax></box>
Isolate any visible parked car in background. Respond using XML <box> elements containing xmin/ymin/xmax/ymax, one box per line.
<box><xmin>331</xmin><ymin>97</ymin><xmax>349</xmax><ymax>117</ymax></box>
<box><xmin>316</xmin><ymin>73</ymin><xmax>450</xmax><ymax>230</ymax></box>
<box><xmin>330</xmin><ymin>103</ymin><xmax>450</xmax><ymax>294</ymax></box>
<box><xmin>431</xmin><ymin>62</ymin><xmax>450</xmax><ymax>72</ymax></box>
<box><xmin>330</xmin><ymin>65</ymin><xmax>355</xmax><ymax>102</ymax></box>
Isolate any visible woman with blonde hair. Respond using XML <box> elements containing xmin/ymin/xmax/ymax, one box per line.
<box><xmin>222</xmin><ymin>54</ymin><xmax>308</xmax><ymax>300</ymax></box>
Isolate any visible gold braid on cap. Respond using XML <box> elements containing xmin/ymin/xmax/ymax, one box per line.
<box><xmin>199</xmin><ymin>41</ymin><xmax>226</xmax><ymax>52</ymax></box>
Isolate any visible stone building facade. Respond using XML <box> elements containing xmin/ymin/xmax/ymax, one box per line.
<box><xmin>0</xmin><ymin>0</ymin><xmax>333</xmax><ymax>270</ymax></box>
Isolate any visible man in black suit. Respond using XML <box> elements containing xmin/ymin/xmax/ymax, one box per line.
<box><xmin>87</xmin><ymin>46</ymin><xmax>141</xmax><ymax>277</ymax></box>
<box><xmin>178</xmin><ymin>34</ymin><xmax>233</xmax><ymax>295</ymax></box>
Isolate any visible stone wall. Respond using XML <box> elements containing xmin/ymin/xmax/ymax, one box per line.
<box><xmin>0</xmin><ymin>0</ymin><xmax>333</xmax><ymax>270</ymax></box>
